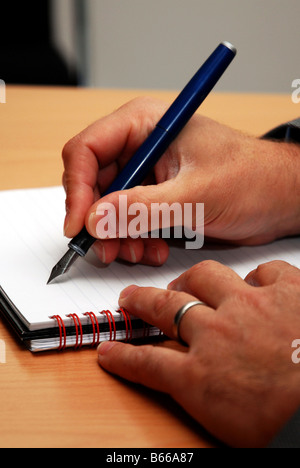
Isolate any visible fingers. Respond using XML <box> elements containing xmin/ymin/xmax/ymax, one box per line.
<box><xmin>98</xmin><ymin>341</ymin><xmax>188</xmax><ymax>395</ymax></box>
<box><xmin>92</xmin><ymin>239</ymin><xmax>121</xmax><ymax>265</ymax></box>
<box><xmin>119</xmin><ymin>238</ymin><xmax>170</xmax><ymax>266</ymax></box>
<box><xmin>62</xmin><ymin>98</ymin><xmax>166</xmax><ymax>238</ymax></box>
<box><xmin>92</xmin><ymin>238</ymin><xmax>169</xmax><ymax>266</ymax></box>
<box><xmin>62</xmin><ymin>113</ymin><xmax>132</xmax><ymax>238</ymax></box>
<box><xmin>85</xmin><ymin>180</ymin><xmax>185</xmax><ymax>241</ymax></box>
<box><xmin>119</xmin><ymin>285</ymin><xmax>212</xmax><ymax>346</ymax></box>
<box><xmin>168</xmin><ymin>260</ymin><xmax>250</xmax><ymax>309</ymax></box>
<box><xmin>62</xmin><ymin>141</ymin><xmax>99</xmax><ymax>238</ymax></box>
<box><xmin>245</xmin><ymin>260</ymin><xmax>300</xmax><ymax>287</ymax></box>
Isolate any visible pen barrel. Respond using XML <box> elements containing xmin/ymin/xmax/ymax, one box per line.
<box><xmin>158</xmin><ymin>42</ymin><xmax>236</xmax><ymax>134</ymax></box>
<box><xmin>104</xmin><ymin>43</ymin><xmax>236</xmax><ymax>195</ymax></box>
<box><xmin>69</xmin><ymin>227</ymin><xmax>96</xmax><ymax>256</ymax></box>
<box><xmin>68</xmin><ymin>42</ymin><xmax>236</xmax><ymax>258</ymax></box>
<box><xmin>68</xmin><ymin>127</ymin><xmax>171</xmax><ymax>257</ymax></box>
<box><xmin>103</xmin><ymin>126</ymin><xmax>171</xmax><ymax>194</ymax></box>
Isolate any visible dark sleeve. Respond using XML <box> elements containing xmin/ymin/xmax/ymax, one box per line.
<box><xmin>263</xmin><ymin>118</ymin><xmax>300</xmax><ymax>143</ymax></box>
<box><xmin>264</xmin><ymin>118</ymin><xmax>300</xmax><ymax>447</ymax></box>
<box><xmin>268</xmin><ymin>408</ymin><xmax>300</xmax><ymax>448</ymax></box>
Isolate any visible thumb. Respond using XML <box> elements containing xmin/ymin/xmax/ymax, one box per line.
<box><xmin>85</xmin><ymin>180</ymin><xmax>185</xmax><ymax>240</ymax></box>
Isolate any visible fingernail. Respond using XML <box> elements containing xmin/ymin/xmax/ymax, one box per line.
<box><xmin>64</xmin><ymin>215</ymin><xmax>70</xmax><ymax>237</ymax></box>
<box><xmin>129</xmin><ymin>245</ymin><xmax>137</xmax><ymax>264</ymax></box>
<box><xmin>92</xmin><ymin>241</ymin><xmax>106</xmax><ymax>264</ymax></box>
<box><xmin>156</xmin><ymin>248</ymin><xmax>162</xmax><ymax>265</ymax></box>
<box><xmin>98</xmin><ymin>341</ymin><xmax>118</xmax><ymax>356</ymax></box>
<box><xmin>87</xmin><ymin>211</ymin><xmax>98</xmax><ymax>237</ymax></box>
<box><xmin>88</xmin><ymin>206</ymin><xmax>118</xmax><ymax>239</ymax></box>
<box><xmin>167</xmin><ymin>280</ymin><xmax>176</xmax><ymax>290</ymax></box>
<box><xmin>143</xmin><ymin>246</ymin><xmax>162</xmax><ymax>265</ymax></box>
<box><xmin>119</xmin><ymin>285</ymin><xmax>139</xmax><ymax>301</ymax></box>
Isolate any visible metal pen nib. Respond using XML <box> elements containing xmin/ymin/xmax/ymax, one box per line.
<box><xmin>47</xmin><ymin>249</ymin><xmax>80</xmax><ymax>284</ymax></box>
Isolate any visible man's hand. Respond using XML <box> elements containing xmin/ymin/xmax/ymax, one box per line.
<box><xmin>98</xmin><ymin>260</ymin><xmax>300</xmax><ymax>448</ymax></box>
<box><xmin>62</xmin><ymin>97</ymin><xmax>300</xmax><ymax>266</ymax></box>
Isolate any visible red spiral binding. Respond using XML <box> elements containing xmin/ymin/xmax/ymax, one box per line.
<box><xmin>67</xmin><ymin>314</ymin><xmax>83</xmax><ymax>350</ymax></box>
<box><xmin>118</xmin><ymin>308</ymin><xmax>133</xmax><ymax>343</ymax></box>
<box><xmin>84</xmin><ymin>312</ymin><xmax>100</xmax><ymax>347</ymax></box>
<box><xmin>101</xmin><ymin>310</ymin><xmax>116</xmax><ymax>341</ymax></box>
<box><xmin>51</xmin><ymin>315</ymin><xmax>67</xmax><ymax>351</ymax></box>
<box><xmin>51</xmin><ymin>309</ymin><xmax>159</xmax><ymax>351</ymax></box>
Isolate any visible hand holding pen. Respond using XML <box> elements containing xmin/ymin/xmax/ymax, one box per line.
<box><xmin>53</xmin><ymin>38</ymin><xmax>300</xmax><ymax>285</ymax></box>
<box><xmin>48</xmin><ymin>40</ymin><xmax>300</xmax><ymax>449</ymax></box>
<box><xmin>49</xmin><ymin>42</ymin><xmax>236</xmax><ymax>283</ymax></box>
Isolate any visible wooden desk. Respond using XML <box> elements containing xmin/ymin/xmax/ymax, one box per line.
<box><xmin>0</xmin><ymin>87</ymin><xmax>298</xmax><ymax>448</ymax></box>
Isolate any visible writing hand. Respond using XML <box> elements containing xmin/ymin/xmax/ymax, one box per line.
<box><xmin>62</xmin><ymin>97</ymin><xmax>300</xmax><ymax>266</ymax></box>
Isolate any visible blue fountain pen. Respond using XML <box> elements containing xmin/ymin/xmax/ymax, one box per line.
<box><xmin>48</xmin><ymin>41</ymin><xmax>237</xmax><ymax>284</ymax></box>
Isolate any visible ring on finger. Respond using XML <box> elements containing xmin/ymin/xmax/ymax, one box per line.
<box><xmin>173</xmin><ymin>301</ymin><xmax>207</xmax><ymax>346</ymax></box>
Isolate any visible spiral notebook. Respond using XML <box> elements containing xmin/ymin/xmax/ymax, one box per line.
<box><xmin>1</xmin><ymin>186</ymin><xmax>300</xmax><ymax>353</ymax></box>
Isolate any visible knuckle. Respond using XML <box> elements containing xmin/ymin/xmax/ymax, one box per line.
<box><xmin>117</xmin><ymin>97</ymin><xmax>153</xmax><ymax>117</ymax></box>
<box><xmin>240</xmin><ymin>287</ymin><xmax>267</xmax><ymax>310</ymax></box>
<box><xmin>256</xmin><ymin>260</ymin><xmax>287</xmax><ymax>273</ymax></box>
<box><xmin>190</xmin><ymin>260</ymin><xmax>219</xmax><ymax>275</ymax></box>
<box><xmin>176</xmin><ymin>261</ymin><xmax>220</xmax><ymax>289</ymax></box>
<box><xmin>130</xmin><ymin>186</ymin><xmax>154</xmax><ymax>205</ymax></box>
<box><xmin>153</xmin><ymin>289</ymin><xmax>176</xmax><ymax>318</ymax></box>
<box><xmin>128</xmin><ymin>96</ymin><xmax>158</xmax><ymax>112</ymax></box>
<box><xmin>118</xmin><ymin>97</ymin><xmax>167</xmax><ymax>124</ymax></box>
<box><xmin>130</xmin><ymin>185</ymin><xmax>145</xmax><ymax>201</ymax></box>
<box><xmin>62</xmin><ymin>133</ymin><xmax>83</xmax><ymax>163</ymax></box>
<box><xmin>62</xmin><ymin>140</ymin><xmax>74</xmax><ymax>164</ymax></box>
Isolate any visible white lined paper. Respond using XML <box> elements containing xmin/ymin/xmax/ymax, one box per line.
<box><xmin>1</xmin><ymin>186</ymin><xmax>299</xmax><ymax>332</ymax></box>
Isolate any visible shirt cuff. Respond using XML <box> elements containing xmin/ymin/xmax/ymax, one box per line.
<box><xmin>267</xmin><ymin>408</ymin><xmax>300</xmax><ymax>448</ymax></box>
<box><xmin>263</xmin><ymin>118</ymin><xmax>300</xmax><ymax>143</ymax></box>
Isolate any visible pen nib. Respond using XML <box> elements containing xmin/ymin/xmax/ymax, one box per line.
<box><xmin>47</xmin><ymin>249</ymin><xmax>80</xmax><ymax>285</ymax></box>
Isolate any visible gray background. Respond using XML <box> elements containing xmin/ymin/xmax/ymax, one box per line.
<box><xmin>52</xmin><ymin>0</ymin><xmax>300</xmax><ymax>93</ymax></box>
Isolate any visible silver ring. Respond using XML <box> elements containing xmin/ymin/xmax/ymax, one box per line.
<box><xmin>173</xmin><ymin>301</ymin><xmax>207</xmax><ymax>346</ymax></box>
